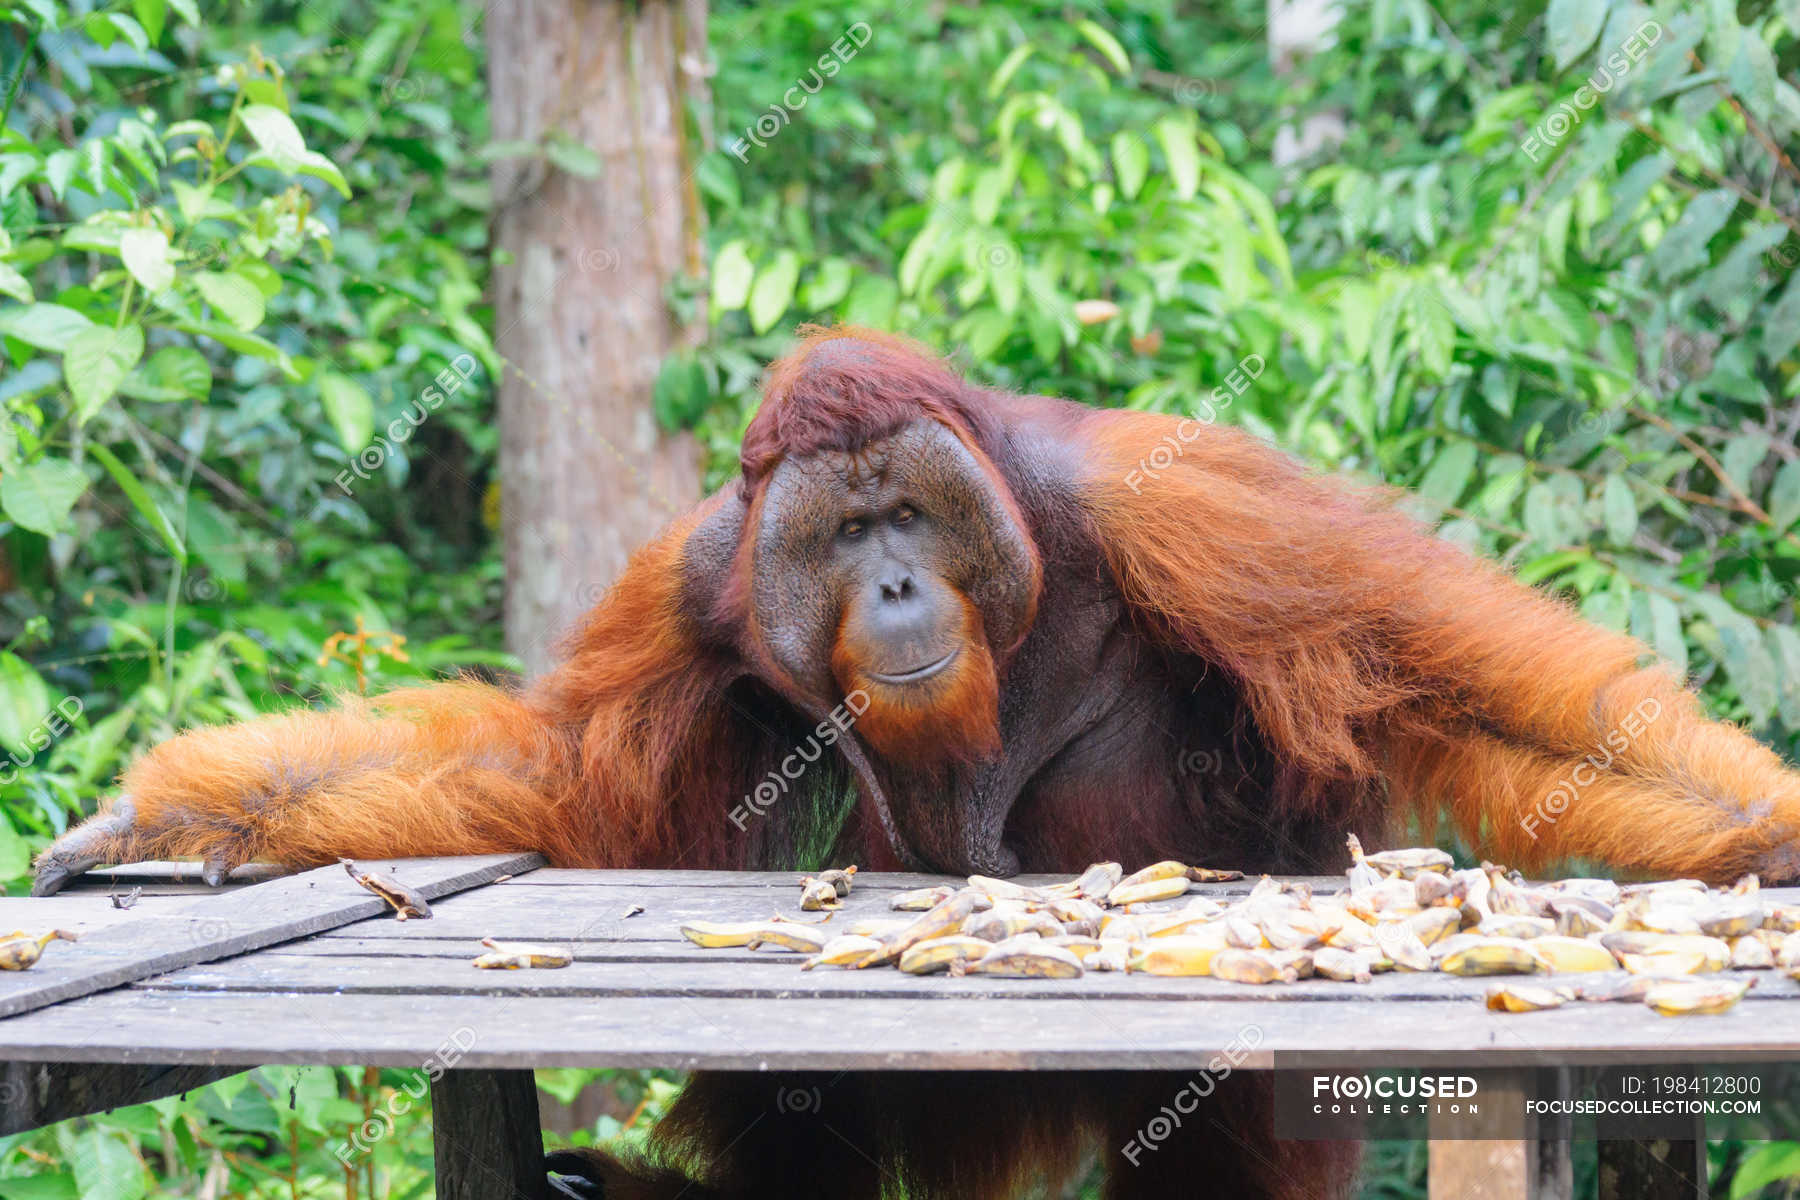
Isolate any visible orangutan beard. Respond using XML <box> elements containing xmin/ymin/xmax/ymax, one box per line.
<box><xmin>830</xmin><ymin>599</ymin><xmax>1002</xmax><ymax>767</ymax></box>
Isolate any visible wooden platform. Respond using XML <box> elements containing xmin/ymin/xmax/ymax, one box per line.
<box><xmin>1</xmin><ymin>859</ymin><xmax>1793</xmax><ymax>1198</ymax></box>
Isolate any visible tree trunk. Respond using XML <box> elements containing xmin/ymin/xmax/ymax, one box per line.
<box><xmin>487</xmin><ymin>0</ymin><xmax>709</xmax><ymax>676</ymax></box>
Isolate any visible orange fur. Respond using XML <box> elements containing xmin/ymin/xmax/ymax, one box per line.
<box><xmin>1081</xmin><ymin>408</ymin><xmax>1800</xmax><ymax>881</ymax></box>
<box><xmin>831</xmin><ymin>592</ymin><xmax>1001</xmax><ymax>764</ymax></box>
<box><xmin>83</xmin><ymin>501</ymin><xmax>759</xmax><ymax>873</ymax></box>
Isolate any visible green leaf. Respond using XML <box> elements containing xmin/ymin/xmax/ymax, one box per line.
<box><xmin>64</xmin><ymin>322</ymin><xmax>144</xmax><ymax>425</ymax></box>
<box><xmin>1650</xmin><ymin>190</ymin><xmax>1736</xmax><ymax>282</ymax></box>
<box><xmin>235</xmin><ymin>260</ymin><xmax>283</xmax><ymax>299</ymax></box>
<box><xmin>0</xmin><ymin>457</ymin><xmax>88</xmax><ymax>536</ymax></box>
<box><xmin>318</xmin><ymin>372</ymin><xmax>374</xmax><ymax>453</ymax></box>
<box><xmin>800</xmin><ymin>257</ymin><xmax>854</xmax><ymax>311</ymax></box>
<box><xmin>1153</xmin><ymin>115</ymin><xmax>1201</xmax><ymax>200</ymax></box>
<box><xmin>1768</xmin><ymin>459</ymin><xmax>1800</xmax><ymax>532</ymax></box>
<box><xmin>239</xmin><ymin>104</ymin><xmax>307</xmax><ymax>171</ymax></box>
<box><xmin>132</xmin><ymin>0</ymin><xmax>166</xmax><ymax>44</ymax></box>
<box><xmin>0</xmin><ymin>1166</ymin><xmax>77</xmax><ymax>1198</ymax></box>
<box><xmin>0</xmin><ymin>303</ymin><xmax>96</xmax><ymax>352</ymax></box>
<box><xmin>1417</xmin><ymin>441</ymin><xmax>1477</xmax><ymax>506</ymax></box>
<box><xmin>122</xmin><ymin>345</ymin><xmax>211</xmax><ymax>403</ymax></box>
<box><xmin>969</xmin><ymin>164</ymin><xmax>1010</xmax><ymax>225</ymax></box>
<box><xmin>1771</xmin><ymin>625</ymin><xmax>1800</xmax><ymax>731</ymax></box>
<box><xmin>171</xmin><ymin>320</ymin><xmax>297</xmax><ymax>375</ymax></box>
<box><xmin>987</xmin><ymin>44</ymin><xmax>1035</xmax><ymax>98</ymax></box>
<box><xmin>0</xmin><ymin>818</ymin><xmax>28</xmax><ymax>881</ymax></box>
<box><xmin>1546</xmin><ymin>0</ymin><xmax>1611</xmax><ymax>72</ymax></box>
<box><xmin>71</xmin><ymin>1128</ymin><xmax>146</xmax><ymax>1200</ymax></box>
<box><xmin>165</xmin><ymin>0</ymin><xmax>197</xmax><ymax>23</ymax></box>
<box><xmin>1601</xmin><ymin>473</ymin><xmax>1637</xmax><ymax>546</ymax></box>
<box><xmin>843</xmin><ymin>275</ymin><xmax>898</xmax><ymax>327</ymax></box>
<box><xmin>1075</xmin><ymin>20</ymin><xmax>1130</xmax><ymax>74</ymax></box>
<box><xmin>651</xmin><ymin>354</ymin><xmax>708</xmax><ymax>431</ymax></box>
<box><xmin>1645</xmin><ymin>592</ymin><xmax>1688</xmax><ymax>679</ymax></box>
<box><xmin>0</xmin><ymin>651</ymin><xmax>54</xmax><ymax>757</ymax></box>
<box><xmin>1111</xmin><ymin>132</ymin><xmax>1149</xmax><ymax>201</ymax></box>
<box><xmin>1720</xmin><ymin>432</ymin><xmax>1768</xmax><ymax>492</ymax></box>
<box><xmin>0</xmin><ymin>261</ymin><xmax>31</xmax><ymax>303</ymax></box>
<box><xmin>195</xmin><ymin>270</ymin><xmax>265</xmax><ymax>331</ymax></box>
<box><xmin>958</xmin><ymin>307</ymin><xmax>1013</xmax><ymax>360</ymax></box>
<box><xmin>1728</xmin><ymin>31</ymin><xmax>1777</xmax><ymax>123</ymax></box>
<box><xmin>748</xmin><ymin>249</ymin><xmax>800</xmax><ymax>335</ymax></box>
<box><xmin>1765</xmin><ymin>271</ymin><xmax>1800</xmax><ymax>363</ymax></box>
<box><xmin>1692</xmin><ymin>594</ymin><xmax>1777</xmax><ymax>724</ymax></box>
<box><xmin>711</xmin><ymin>240</ymin><xmax>754</xmax><ymax>313</ymax></box>
<box><xmin>118</xmin><ymin>227</ymin><xmax>175</xmax><ymax>293</ymax></box>
<box><xmin>294</xmin><ymin>149</ymin><xmax>351</xmax><ymax>197</ymax></box>
<box><xmin>88</xmin><ymin>443</ymin><xmax>183</xmax><ymax>561</ymax></box>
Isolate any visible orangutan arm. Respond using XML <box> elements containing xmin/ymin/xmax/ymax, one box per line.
<box><xmin>1077</xmin><ymin>406</ymin><xmax>1800</xmax><ymax>883</ymax></box>
<box><xmin>33</xmin><ymin>508</ymin><xmax>755</xmax><ymax>894</ymax></box>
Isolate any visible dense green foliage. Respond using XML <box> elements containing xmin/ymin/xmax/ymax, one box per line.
<box><xmin>2</xmin><ymin>0</ymin><xmax>1799</xmax><ymax>1193</ymax></box>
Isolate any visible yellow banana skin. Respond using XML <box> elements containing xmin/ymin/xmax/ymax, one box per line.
<box><xmin>1644</xmin><ymin>977</ymin><xmax>1753</xmax><ymax>1016</ymax></box>
<box><xmin>680</xmin><ymin>920</ymin><xmax>778</xmax><ymax>948</ymax></box>
<box><xmin>1438</xmin><ymin>938</ymin><xmax>1546</xmax><ymax>977</ymax></box>
<box><xmin>898</xmin><ymin>936</ymin><xmax>993</xmax><ymax>975</ymax></box>
<box><xmin>0</xmin><ymin>929</ymin><xmax>76</xmax><ymax>971</ymax></box>
<box><xmin>476</xmin><ymin>937</ymin><xmax>572</xmax><ymax>968</ymax></box>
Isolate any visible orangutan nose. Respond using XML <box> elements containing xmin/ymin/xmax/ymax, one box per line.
<box><xmin>877</xmin><ymin>568</ymin><xmax>916</xmax><ymax>604</ymax></box>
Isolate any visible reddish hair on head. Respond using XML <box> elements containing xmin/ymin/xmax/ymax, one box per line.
<box><xmin>740</xmin><ymin>326</ymin><xmax>997</xmax><ymax>494</ymax></box>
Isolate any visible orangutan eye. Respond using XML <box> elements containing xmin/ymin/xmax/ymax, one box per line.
<box><xmin>892</xmin><ymin>504</ymin><xmax>916</xmax><ymax>526</ymax></box>
<box><xmin>839</xmin><ymin>518</ymin><xmax>866</xmax><ymax>539</ymax></box>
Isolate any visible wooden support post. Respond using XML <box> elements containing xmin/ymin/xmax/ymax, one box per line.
<box><xmin>1599</xmin><ymin>1121</ymin><xmax>1708</xmax><ymax>1200</ymax></box>
<box><xmin>431</xmin><ymin>1068</ymin><xmax>546</xmax><ymax>1200</ymax></box>
<box><xmin>0</xmin><ymin>1062</ymin><xmax>237</xmax><ymax>1135</ymax></box>
<box><xmin>1428</xmin><ymin>1068</ymin><xmax>1572</xmax><ymax>1200</ymax></box>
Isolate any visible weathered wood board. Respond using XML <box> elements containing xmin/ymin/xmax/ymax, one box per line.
<box><xmin>0</xmin><ymin>853</ymin><xmax>543</xmax><ymax>1020</ymax></box>
<box><xmin>0</xmin><ymin>870</ymin><xmax>1793</xmax><ymax>1074</ymax></box>
<box><xmin>0</xmin><ymin>986</ymin><xmax>1794</xmax><ymax>1071</ymax></box>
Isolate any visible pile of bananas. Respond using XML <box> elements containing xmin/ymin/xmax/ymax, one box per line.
<box><xmin>678</xmin><ymin>838</ymin><xmax>1800</xmax><ymax>1017</ymax></box>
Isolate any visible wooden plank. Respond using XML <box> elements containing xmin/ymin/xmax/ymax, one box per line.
<box><xmin>1598</xmin><ymin>1125</ymin><xmax>1708</xmax><ymax>1199</ymax></box>
<box><xmin>315</xmin><ymin>877</ymin><xmax>1800</xmax><ymax>944</ymax></box>
<box><xmin>0</xmin><ymin>853</ymin><xmax>543</xmax><ymax>1020</ymax></box>
<box><xmin>0</xmin><ymin>1061</ymin><xmax>238</xmax><ymax>1135</ymax></box>
<box><xmin>431</xmin><ymin>1069</ymin><xmax>545</xmax><ymax>1200</ymax></box>
<box><xmin>0</xmin><ymin>988</ymin><xmax>1792</xmax><ymax>1071</ymax></box>
<box><xmin>492</xmin><ymin>867</ymin><xmax>1342</xmax><ymax>894</ymax></box>
<box><xmin>130</xmin><ymin>953</ymin><xmax>1800</xmax><ymax>1006</ymax></box>
<box><xmin>81</xmin><ymin>861</ymin><xmax>291</xmax><ymax>885</ymax></box>
<box><xmin>0</xmin><ymin>894</ymin><xmax>229</xmax><ymax>937</ymax></box>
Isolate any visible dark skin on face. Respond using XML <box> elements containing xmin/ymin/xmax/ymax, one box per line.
<box><xmin>748</xmin><ymin>420</ymin><xmax>1035</xmax><ymax>754</ymax></box>
<box><xmin>734</xmin><ymin>419</ymin><xmax>1040</xmax><ymax>870</ymax></box>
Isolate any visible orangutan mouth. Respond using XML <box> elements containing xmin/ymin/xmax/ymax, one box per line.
<box><xmin>867</xmin><ymin>649</ymin><xmax>959</xmax><ymax>685</ymax></box>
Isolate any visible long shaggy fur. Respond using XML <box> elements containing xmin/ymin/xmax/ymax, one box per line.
<box><xmin>1080</xmin><ymin>408</ymin><xmax>1800</xmax><ymax>880</ymax></box>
